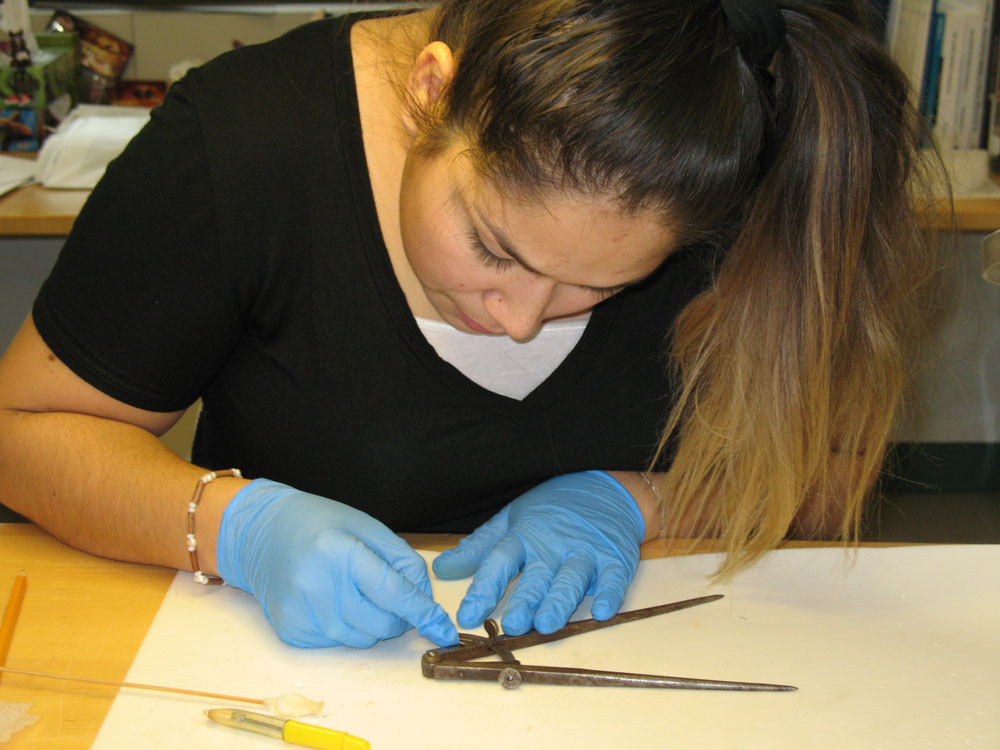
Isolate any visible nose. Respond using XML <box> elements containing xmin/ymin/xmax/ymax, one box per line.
<box><xmin>483</xmin><ymin>277</ymin><xmax>557</xmax><ymax>341</ymax></box>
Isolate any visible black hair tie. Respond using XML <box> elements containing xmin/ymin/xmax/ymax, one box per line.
<box><xmin>720</xmin><ymin>0</ymin><xmax>786</xmax><ymax>69</ymax></box>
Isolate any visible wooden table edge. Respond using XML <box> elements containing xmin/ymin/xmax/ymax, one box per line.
<box><xmin>0</xmin><ymin>524</ymin><xmax>922</xmax><ymax>748</ymax></box>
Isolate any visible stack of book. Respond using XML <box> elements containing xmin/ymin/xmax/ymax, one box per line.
<box><xmin>884</xmin><ymin>0</ymin><xmax>999</xmax><ymax>174</ymax></box>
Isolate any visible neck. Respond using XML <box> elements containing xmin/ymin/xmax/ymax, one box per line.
<box><xmin>351</xmin><ymin>9</ymin><xmax>442</xmax><ymax>321</ymax></box>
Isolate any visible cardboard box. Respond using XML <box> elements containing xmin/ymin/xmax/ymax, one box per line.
<box><xmin>0</xmin><ymin>107</ymin><xmax>40</xmax><ymax>151</ymax></box>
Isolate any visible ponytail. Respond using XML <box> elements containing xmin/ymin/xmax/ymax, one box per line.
<box><xmin>419</xmin><ymin>0</ymin><xmax>943</xmax><ymax>573</ymax></box>
<box><xmin>654</xmin><ymin>0</ymin><xmax>943</xmax><ymax>574</ymax></box>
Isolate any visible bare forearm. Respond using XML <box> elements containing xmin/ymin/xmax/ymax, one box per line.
<box><xmin>613</xmin><ymin>455</ymin><xmax>856</xmax><ymax>546</ymax></box>
<box><xmin>607</xmin><ymin>470</ymin><xmax>665</xmax><ymax>542</ymax></box>
<box><xmin>0</xmin><ymin>409</ymin><xmax>247</xmax><ymax>574</ymax></box>
<box><xmin>788</xmin><ymin>453</ymin><xmax>858</xmax><ymax>539</ymax></box>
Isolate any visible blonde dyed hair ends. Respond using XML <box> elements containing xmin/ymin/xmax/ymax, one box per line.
<box><xmin>421</xmin><ymin>0</ymin><xmax>945</xmax><ymax>573</ymax></box>
<box><xmin>652</xmin><ymin>6</ymin><xmax>945</xmax><ymax>576</ymax></box>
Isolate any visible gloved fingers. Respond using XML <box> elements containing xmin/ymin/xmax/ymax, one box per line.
<box><xmin>360</xmin><ymin>531</ymin><xmax>436</xmax><ymax>599</ymax></box>
<box><xmin>499</xmin><ymin>560</ymin><xmax>555</xmax><ymax>636</ymax></box>
<box><xmin>320</xmin><ymin>624</ymin><xmax>381</xmax><ymax>650</ymax></box>
<box><xmin>270</xmin><ymin>578</ymin><xmax>412</xmax><ymax>649</ymax></box>
<box><xmin>350</xmin><ymin>540</ymin><xmax>459</xmax><ymax>646</ymax></box>
<box><xmin>589</xmin><ymin>560</ymin><xmax>631</xmax><ymax>621</ymax></box>
<box><xmin>271</xmin><ymin>626</ymin><xmax>336</xmax><ymax>649</ymax></box>
<box><xmin>259</xmin><ymin>590</ymin><xmax>341</xmax><ymax>649</ymax></box>
<box><xmin>454</xmin><ymin>534</ymin><xmax>526</xmax><ymax>629</ymax></box>
<box><xmin>534</xmin><ymin>550</ymin><xmax>597</xmax><ymax>634</ymax></box>
<box><xmin>432</xmin><ymin>510</ymin><xmax>510</xmax><ymax>580</ymax></box>
<box><xmin>338</xmin><ymin>592</ymin><xmax>412</xmax><ymax>643</ymax></box>
<box><xmin>261</xmin><ymin>611</ymin><xmax>323</xmax><ymax>649</ymax></box>
<box><xmin>258</xmin><ymin>582</ymin><xmax>389</xmax><ymax>649</ymax></box>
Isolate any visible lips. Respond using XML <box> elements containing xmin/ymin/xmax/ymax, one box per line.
<box><xmin>456</xmin><ymin>307</ymin><xmax>498</xmax><ymax>335</ymax></box>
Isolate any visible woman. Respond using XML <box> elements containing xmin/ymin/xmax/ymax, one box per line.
<box><xmin>0</xmin><ymin>0</ymin><xmax>939</xmax><ymax>648</ymax></box>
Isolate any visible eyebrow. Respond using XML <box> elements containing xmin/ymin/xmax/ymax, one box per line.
<box><xmin>478</xmin><ymin>216</ymin><xmax>654</xmax><ymax>293</ymax></box>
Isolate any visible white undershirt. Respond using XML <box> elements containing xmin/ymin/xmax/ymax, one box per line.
<box><xmin>415</xmin><ymin>314</ymin><xmax>590</xmax><ymax>400</ymax></box>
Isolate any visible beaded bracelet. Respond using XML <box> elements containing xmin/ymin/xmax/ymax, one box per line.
<box><xmin>186</xmin><ymin>468</ymin><xmax>242</xmax><ymax>585</ymax></box>
<box><xmin>640</xmin><ymin>472</ymin><xmax>666</xmax><ymax>538</ymax></box>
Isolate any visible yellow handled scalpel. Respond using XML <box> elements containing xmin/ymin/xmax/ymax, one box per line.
<box><xmin>205</xmin><ymin>708</ymin><xmax>370</xmax><ymax>750</ymax></box>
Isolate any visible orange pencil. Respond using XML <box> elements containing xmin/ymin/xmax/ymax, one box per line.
<box><xmin>0</xmin><ymin>572</ymin><xmax>27</xmax><ymax>682</ymax></box>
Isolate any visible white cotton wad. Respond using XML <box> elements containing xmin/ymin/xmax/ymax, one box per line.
<box><xmin>264</xmin><ymin>693</ymin><xmax>324</xmax><ymax>717</ymax></box>
<box><xmin>0</xmin><ymin>702</ymin><xmax>39</xmax><ymax>742</ymax></box>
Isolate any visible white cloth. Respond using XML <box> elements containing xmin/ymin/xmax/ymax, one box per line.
<box><xmin>35</xmin><ymin>105</ymin><xmax>150</xmax><ymax>189</ymax></box>
<box><xmin>416</xmin><ymin>314</ymin><xmax>589</xmax><ymax>399</ymax></box>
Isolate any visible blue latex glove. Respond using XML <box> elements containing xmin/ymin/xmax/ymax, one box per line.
<box><xmin>217</xmin><ymin>478</ymin><xmax>458</xmax><ymax>649</ymax></box>
<box><xmin>432</xmin><ymin>471</ymin><xmax>644</xmax><ymax>636</ymax></box>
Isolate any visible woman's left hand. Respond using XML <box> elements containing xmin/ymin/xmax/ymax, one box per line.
<box><xmin>432</xmin><ymin>471</ymin><xmax>644</xmax><ymax>635</ymax></box>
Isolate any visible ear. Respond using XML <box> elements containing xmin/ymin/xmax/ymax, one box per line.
<box><xmin>402</xmin><ymin>41</ymin><xmax>455</xmax><ymax>138</ymax></box>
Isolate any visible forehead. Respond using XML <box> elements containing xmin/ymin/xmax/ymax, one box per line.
<box><xmin>460</xmin><ymin>164</ymin><xmax>676</xmax><ymax>288</ymax></box>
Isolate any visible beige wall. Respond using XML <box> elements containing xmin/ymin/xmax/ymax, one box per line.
<box><xmin>28</xmin><ymin>4</ymin><xmax>412</xmax><ymax>82</ymax></box>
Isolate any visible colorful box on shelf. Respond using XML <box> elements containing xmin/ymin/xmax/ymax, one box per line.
<box><xmin>1</xmin><ymin>32</ymin><xmax>77</xmax><ymax>110</ymax></box>
<box><xmin>0</xmin><ymin>32</ymin><xmax>77</xmax><ymax>151</ymax></box>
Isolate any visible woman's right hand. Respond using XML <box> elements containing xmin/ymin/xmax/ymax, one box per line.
<box><xmin>217</xmin><ymin>479</ymin><xmax>458</xmax><ymax>648</ymax></box>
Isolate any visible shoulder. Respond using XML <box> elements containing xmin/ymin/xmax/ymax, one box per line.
<box><xmin>143</xmin><ymin>16</ymin><xmax>365</xmax><ymax>196</ymax></box>
<box><xmin>183</xmin><ymin>11</ymin><xmax>412</xmax><ymax>105</ymax></box>
<box><xmin>178</xmin><ymin>17</ymin><xmax>346</xmax><ymax>120</ymax></box>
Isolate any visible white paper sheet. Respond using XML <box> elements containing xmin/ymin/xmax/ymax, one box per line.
<box><xmin>0</xmin><ymin>155</ymin><xmax>35</xmax><ymax>197</ymax></box>
<box><xmin>93</xmin><ymin>545</ymin><xmax>1000</xmax><ymax>749</ymax></box>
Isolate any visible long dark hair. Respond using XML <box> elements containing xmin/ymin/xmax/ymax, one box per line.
<box><xmin>424</xmin><ymin>0</ymin><xmax>771</xmax><ymax>240</ymax></box>
<box><xmin>415</xmin><ymin>0</ymin><xmax>943</xmax><ymax>572</ymax></box>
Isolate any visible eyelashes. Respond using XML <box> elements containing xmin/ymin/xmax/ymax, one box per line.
<box><xmin>467</xmin><ymin>229</ymin><xmax>516</xmax><ymax>271</ymax></box>
<box><xmin>589</xmin><ymin>286</ymin><xmax>621</xmax><ymax>301</ymax></box>
<box><xmin>465</xmin><ymin>228</ymin><xmax>624</xmax><ymax>299</ymax></box>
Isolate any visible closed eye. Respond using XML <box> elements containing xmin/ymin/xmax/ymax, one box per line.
<box><xmin>467</xmin><ymin>229</ymin><xmax>516</xmax><ymax>271</ymax></box>
<box><xmin>467</xmin><ymin>227</ymin><xmax>627</xmax><ymax>300</ymax></box>
<box><xmin>588</xmin><ymin>285</ymin><xmax>624</xmax><ymax>301</ymax></box>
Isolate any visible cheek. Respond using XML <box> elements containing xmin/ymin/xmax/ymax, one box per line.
<box><xmin>400</xmin><ymin>208</ymin><xmax>443</xmax><ymax>274</ymax></box>
<box><xmin>549</xmin><ymin>287</ymin><xmax>604</xmax><ymax>317</ymax></box>
<box><xmin>404</xmin><ymin>219</ymin><xmax>478</xmax><ymax>291</ymax></box>
<box><xmin>438</xmin><ymin>255</ymin><xmax>487</xmax><ymax>292</ymax></box>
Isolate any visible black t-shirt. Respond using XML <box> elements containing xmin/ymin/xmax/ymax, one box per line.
<box><xmin>33</xmin><ymin>14</ymin><xmax>710</xmax><ymax>532</ymax></box>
